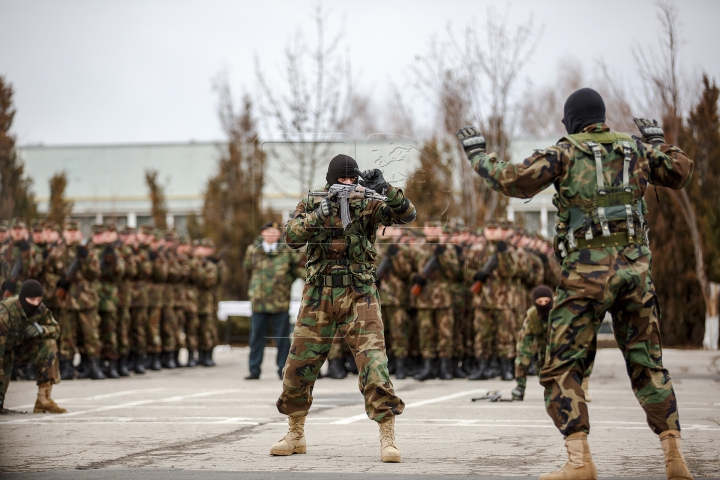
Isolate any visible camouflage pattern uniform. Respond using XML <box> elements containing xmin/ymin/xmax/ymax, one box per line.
<box><xmin>1</xmin><ymin>221</ymin><xmax>36</xmax><ymax>295</ymax></box>
<box><xmin>146</xmin><ymin>239</ymin><xmax>168</xmax><ymax>356</ymax></box>
<box><xmin>375</xmin><ymin>242</ymin><xmax>413</xmax><ymax>359</ymax></box>
<box><xmin>92</xmin><ymin>230</ymin><xmax>126</xmax><ymax>363</ymax></box>
<box><xmin>469</xmin><ymin>122</ymin><xmax>693</xmax><ymax>436</ymax></box>
<box><xmin>130</xmin><ymin>241</ymin><xmax>153</xmax><ymax>361</ymax></box>
<box><xmin>161</xmin><ymin>244</ymin><xmax>181</xmax><ymax>356</ymax></box>
<box><xmin>277</xmin><ymin>182</ymin><xmax>415</xmax><ymax>422</ymax></box>
<box><xmin>117</xmin><ymin>238</ymin><xmax>137</xmax><ymax>360</ymax></box>
<box><xmin>184</xmin><ymin>255</ymin><xmax>202</xmax><ymax>356</ymax></box>
<box><xmin>0</xmin><ymin>297</ymin><xmax>61</xmax><ymax>405</ymax></box>
<box><xmin>195</xmin><ymin>243</ymin><xmax>222</xmax><ymax>355</ymax></box>
<box><xmin>172</xmin><ymin>245</ymin><xmax>191</xmax><ymax>359</ymax></box>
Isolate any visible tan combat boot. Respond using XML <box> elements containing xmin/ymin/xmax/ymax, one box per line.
<box><xmin>270</xmin><ymin>414</ymin><xmax>306</xmax><ymax>455</ymax></box>
<box><xmin>33</xmin><ymin>382</ymin><xmax>67</xmax><ymax>414</ymax></box>
<box><xmin>659</xmin><ymin>430</ymin><xmax>693</xmax><ymax>480</ymax></box>
<box><xmin>539</xmin><ymin>432</ymin><xmax>597</xmax><ymax>480</ymax></box>
<box><xmin>379</xmin><ymin>416</ymin><xmax>401</xmax><ymax>463</ymax></box>
<box><xmin>582</xmin><ymin>377</ymin><xmax>591</xmax><ymax>403</ymax></box>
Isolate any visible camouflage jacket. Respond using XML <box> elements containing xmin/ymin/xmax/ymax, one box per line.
<box><xmin>470</xmin><ymin>123</ymin><xmax>693</xmax><ymax>243</ymax></box>
<box><xmin>410</xmin><ymin>240</ymin><xmax>462</xmax><ymax>309</ymax></box>
<box><xmin>131</xmin><ymin>245</ymin><xmax>153</xmax><ymax>308</ymax></box>
<box><xmin>185</xmin><ymin>257</ymin><xmax>203</xmax><ymax>314</ymax></box>
<box><xmin>285</xmin><ymin>184</ymin><xmax>416</xmax><ymax>286</ymax></box>
<box><xmin>56</xmin><ymin>242</ymin><xmax>101</xmax><ymax>311</ymax></box>
<box><xmin>92</xmin><ymin>243</ymin><xmax>125</xmax><ymax>312</ymax></box>
<box><xmin>163</xmin><ymin>250</ymin><xmax>182</xmax><ymax>309</ymax></box>
<box><xmin>148</xmin><ymin>250</ymin><xmax>168</xmax><ymax>308</ymax></box>
<box><xmin>375</xmin><ymin>241</ymin><xmax>413</xmax><ymax>308</ymax></box>
<box><xmin>172</xmin><ymin>252</ymin><xmax>191</xmax><ymax>310</ymax></box>
<box><xmin>39</xmin><ymin>241</ymin><xmax>64</xmax><ymax>308</ymax></box>
<box><xmin>194</xmin><ymin>257</ymin><xmax>219</xmax><ymax>315</ymax></box>
<box><xmin>117</xmin><ymin>245</ymin><xmax>137</xmax><ymax>308</ymax></box>
<box><xmin>465</xmin><ymin>240</ymin><xmax>524</xmax><ymax>310</ymax></box>
<box><xmin>0</xmin><ymin>297</ymin><xmax>60</xmax><ymax>403</ymax></box>
<box><xmin>1</xmin><ymin>240</ymin><xmax>37</xmax><ymax>286</ymax></box>
<box><xmin>244</xmin><ymin>238</ymin><xmax>304</xmax><ymax>313</ymax></box>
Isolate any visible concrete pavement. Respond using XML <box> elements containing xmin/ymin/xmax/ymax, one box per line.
<box><xmin>1</xmin><ymin>347</ymin><xmax>719</xmax><ymax>478</ymax></box>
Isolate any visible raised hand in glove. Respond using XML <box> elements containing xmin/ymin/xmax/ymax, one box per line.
<box><xmin>315</xmin><ymin>197</ymin><xmax>334</xmax><ymax>221</ymax></box>
<box><xmin>18</xmin><ymin>240</ymin><xmax>31</xmax><ymax>252</ymax></box>
<box><xmin>25</xmin><ymin>322</ymin><xmax>45</xmax><ymax>338</ymax></box>
<box><xmin>412</xmin><ymin>275</ymin><xmax>427</xmax><ymax>287</ymax></box>
<box><xmin>103</xmin><ymin>245</ymin><xmax>117</xmax><ymax>266</ymax></box>
<box><xmin>473</xmin><ymin>270</ymin><xmax>489</xmax><ymax>284</ymax></box>
<box><xmin>359</xmin><ymin>169</ymin><xmax>389</xmax><ymax>194</ymax></box>
<box><xmin>434</xmin><ymin>244</ymin><xmax>447</xmax><ymax>256</ymax></box>
<box><xmin>387</xmin><ymin>244</ymin><xmax>400</xmax><ymax>257</ymax></box>
<box><xmin>2</xmin><ymin>280</ymin><xmax>17</xmax><ymax>297</ymax></box>
<box><xmin>496</xmin><ymin>240</ymin><xmax>508</xmax><ymax>252</ymax></box>
<box><xmin>633</xmin><ymin>118</ymin><xmax>665</xmax><ymax>146</ymax></box>
<box><xmin>148</xmin><ymin>250</ymin><xmax>159</xmax><ymax>261</ymax></box>
<box><xmin>76</xmin><ymin>245</ymin><xmax>89</xmax><ymax>259</ymax></box>
<box><xmin>456</xmin><ymin>126</ymin><xmax>487</xmax><ymax>157</ymax></box>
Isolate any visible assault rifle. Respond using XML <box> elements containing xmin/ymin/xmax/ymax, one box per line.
<box><xmin>410</xmin><ymin>255</ymin><xmax>440</xmax><ymax>297</ymax></box>
<box><xmin>374</xmin><ymin>245</ymin><xmax>399</xmax><ymax>287</ymax></box>
<box><xmin>470</xmin><ymin>253</ymin><xmax>499</xmax><ymax>295</ymax></box>
<box><xmin>309</xmin><ymin>184</ymin><xmax>387</xmax><ymax>229</ymax></box>
<box><xmin>56</xmin><ymin>241</ymin><xmax>90</xmax><ymax>299</ymax></box>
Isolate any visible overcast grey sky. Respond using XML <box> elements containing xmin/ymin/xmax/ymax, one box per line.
<box><xmin>1</xmin><ymin>0</ymin><xmax>719</xmax><ymax>145</ymax></box>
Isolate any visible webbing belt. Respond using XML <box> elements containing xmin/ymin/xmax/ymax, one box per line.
<box><xmin>317</xmin><ymin>274</ymin><xmax>354</xmax><ymax>287</ymax></box>
<box><xmin>575</xmin><ymin>232</ymin><xmax>646</xmax><ymax>250</ymax></box>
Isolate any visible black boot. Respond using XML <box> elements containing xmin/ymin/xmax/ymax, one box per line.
<box><xmin>134</xmin><ymin>353</ymin><xmax>146</xmax><ymax>374</ymax></box>
<box><xmin>395</xmin><ymin>357</ymin><xmax>408</xmax><ymax>380</ymax></box>
<box><xmin>462</xmin><ymin>356</ymin><xmax>475</xmax><ymax>376</ymax></box>
<box><xmin>186</xmin><ymin>350</ymin><xmax>198</xmax><ymax>368</ymax></box>
<box><xmin>327</xmin><ymin>358</ymin><xmax>347</xmax><ymax>379</ymax></box>
<box><xmin>200</xmin><ymin>349</ymin><xmax>215</xmax><ymax>367</ymax></box>
<box><xmin>106</xmin><ymin>359</ymin><xmax>120</xmax><ymax>379</ymax></box>
<box><xmin>488</xmin><ymin>356</ymin><xmax>501</xmax><ymax>378</ymax></box>
<box><xmin>468</xmin><ymin>357</ymin><xmax>491</xmax><ymax>380</ymax></box>
<box><xmin>26</xmin><ymin>364</ymin><xmax>36</xmax><ymax>381</ymax></box>
<box><xmin>161</xmin><ymin>351</ymin><xmax>177</xmax><ymax>369</ymax></box>
<box><xmin>527</xmin><ymin>354</ymin><xmax>538</xmax><ymax>376</ymax></box>
<box><xmin>76</xmin><ymin>354</ymin><xmax>91</xmax><ymax>379</ymax></box>
<box><xmin>150</xmin><ymin>353</ymin><xmax>162</xmax><ymax>371</ymax></box>
<box><xmin>89</xmin><ymin>357</ymin><xmax>106</xmax><ymax>380</ymax></box>
<box><xmin>500</xmin><ymin>357</ymin><xmax>515</xmax><ymax>381</ymax></box>
<box><xmin>438</xmin><ymin>358</ymin><xmax>453</xmax><ymax>380</ymax></box>
<box><xmin>118</xmin><ymin>356</ymin><xmax>130</xmax><ymax>377</ymax></box>
<box><xmin>59</xmin><ymin>356</ymin><xmax>75</xmax><ymax>380</ymax></box>
<box><xmin>453</xmin><ymin>358</ymin><xmax>466</xmax><ymax>378</ymax></box>
<box><xmin>127</xmin><ymin>353</ymin><xmax>136</xmax><ymax>371</ymax></box>
<box><xmin>388</xmin><ymin>356</ymin><xmax>396</xmax><ymax>375</ymax></box>
<box><xmin>343</xmin><ymin>354</ymin><xmax>358</xmax><ymax>375</ymax></box>
<box><xmin>414</xmin><ymin>357</ymin><xmax>436</xmax><ymax>381</ymax></box>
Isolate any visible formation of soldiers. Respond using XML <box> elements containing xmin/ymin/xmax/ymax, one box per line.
<box><xmin>325</xmin><ymin>219</ymin><xmax>561</xmax><ymax>384</ymax></box>
<box><xmin>0</xmin><ymin>218</ymin><xmax>227</xmax><ymax>381</ymax></box>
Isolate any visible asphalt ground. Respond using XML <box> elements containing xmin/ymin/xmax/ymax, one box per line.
<box><xmin>1</xmin><ymin>347</ymin><xmax>718</xmax><ymax>479</ymax></box>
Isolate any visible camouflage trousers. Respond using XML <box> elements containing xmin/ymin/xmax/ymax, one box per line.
<box><xmin>417</xmin><ymin>308</ymin><xmax>454</xmax><ymax>359</ymax></box>
<box><xmin>539</xmin><ymin>245</ymin><xmax>679</xmax><ymax>436</ymax></box>
<box><xmin>58</xmin><ymin>308</ymin><xmax>102</xmax><ymax>358</ymax></box>
<box><xmin>277</xmin><ymin>283</ymin><xmax>404</xmax><ymax>422</ymax></box>
<box><xmin>198</xmin><ymin>313</ymin><xmax>218</xmax><ymax>351</ymax></box>
<box><xmin>174</xmin><ymin>308</ymin><xmax>187</xmax><ymax>351</ymax></box>
<box><xmin>146</xmin><ymin>306</ymin><xmax>162</xmax><ymax>354</ymax></box>
<box><xmin>117</xmin><ymin>306</ymin><xmax>131</xmax><ymax>357</ymax></box>
<box><xmin>385</xmin><ymin>305</ymin><xmax>411</xmax><ymax>358</ymax></box>
<box><xmin>182</xmin><ymin>309</ymin><xmax>199</xmax><ymax>351</ymax></box>
<box><xmin>328</xmin><ymin>333</ymin><xmax>350</xmax><ymax>361</ymax></box>
<box><xmin>453</xmin><ymin>305</ymin><xmax>471</xmax><ymax>358</ymax></box>
<box><xmin>161</xmin><ymin>307</ymin><xmax>178</xmax><ymax>353</ymax></box>
<box><xmin>129</xmin><ymin>306</ymin><xmax>148</xmax><ymax>355</ymax></box>
<box><xmin>1</xmin><ymin>338</ymin><xmax>60</xmax><ymax>404</ymax></box>
<box><xmin>472</xmin><ymin>308</ymin><xmax>516</xmax><ymax>359</ymax></box>
<box><xmin>99</xmin><ymin>309</ymin><xmax>119</xmax><ymax>360</ymax></box>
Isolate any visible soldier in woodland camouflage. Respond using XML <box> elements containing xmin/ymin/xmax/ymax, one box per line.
<box><xmin>194</xmin><ymin>238</ymin><xmax>223</xmax><ymax>367</ymax></box>
<box><xmin>1</xmin><ymin>220</ymin><xmax>35</xmax><ymax>299</ymax></box>
<box><xmin>170</xmin><ymin>235</ymin><xmax>191</xmax><ymax>367</ymax></box>
<box><xmin>458</xmin><ymin>87</ymin><xmax>694</xmax><ymax>479</ymax></box>
<box><xmin>145</xmin><ymin>230</ymin><xmax>168</xmax><ymax>371</ymax></box>
<box><xmin>128</xmin><ymin>224</ymin><xmax>154</xmax><ymax>374</ymax></box>
<box><xmin>160</xmin><ymin>231</ymin><xmax>181</xmax><ymax>369</ymax></box>
<box><xmin>243</xmin><ymin>222</ymin><xmax>305</xmax><ymax>380</ymax></box>
<box><xmin>180</xmin><ymin>238</ymin><xmax>201</xmax><ymax>367</ymax></box>
<box><xmin>116</xmin><ymin>226</ymin><xmax>137</xmax><ymax>376</ymax></box>
<box><xmin>1</xmin><ymin>280</ymin><xmax>66</xmax><ymax>415</ymax></box>
<box><xmin>272</xmin><ymin>155</ymin><xmax>415</xmax><ymax>463</ymax></box>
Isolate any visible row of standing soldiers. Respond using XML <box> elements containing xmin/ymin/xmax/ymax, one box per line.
<box><xmin>325</xmin><ymin>219</ymin><xmax>561</xmax><ymax>383</ymax></box>
<box><xmin>0</xmin><ymin>218</ymin><xmax>227</xmax><ymax>380</ymax></box>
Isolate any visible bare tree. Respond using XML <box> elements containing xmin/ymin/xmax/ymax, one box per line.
<box><xmin>48</xmin><ymin>171</ymin><xmax>73</xmax><ymax>226</ymax></box>
<box><xmin>255</xmin><ymin>4</ymin><xmax>356</xmax><ymax>193</ymax></box>
<box><xmin>145</xmin><ymin>169</ymin><xmax>168</xmax><ymax>229</ymax></box>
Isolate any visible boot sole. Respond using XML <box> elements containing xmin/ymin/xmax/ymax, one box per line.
<box><xmin>381</xmin><ymin>454</ymin><xmax>401</xmax><ymax>463</ymax></box>
<box><xmin>270</xmin><ymin>447</ymin><xmax>307</xmax><ymax>456</ymax></box>
<box><xmin>33</xmin><ymin>408</ymin><xmax>67</xmax><ymax>414</ymax></box>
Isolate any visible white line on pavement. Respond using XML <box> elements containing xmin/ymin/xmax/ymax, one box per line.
<box><xmin>7</xmin><ymin>387</ymin><xmax>170</xmax><ymax>410</ymax></box>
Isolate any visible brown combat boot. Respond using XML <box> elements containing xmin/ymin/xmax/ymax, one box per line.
<box><xmin>270</xmin><ymin>414</ymin><xmax>306</xmax><ymax>455</ymax></box>
<box><xmin>659</xmin><ymin>430</ymin><xmax>693</xmax><ymax>480</ymax></box>
<box><xmin>539</xmin><ymin>432</ymin><xmax>597</xmax><ymax>480</ymax></box>
<box><xmin>582</xmin><ymin>377</ymin><xmax>591</xmax><ymax>403</ymax></box>
<box><xmin>33</xmin><ymin>382</ymin><xmax>67</xmax><ymax>414</ymax></box>
<box><xmin>379</xmin><ymin>416</ymin><xmax>401</xmax><ymax>463</ymax></box>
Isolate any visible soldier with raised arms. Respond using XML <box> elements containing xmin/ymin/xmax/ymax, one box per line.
<box><xmin>271</xmin><ymin>154</ymin><xmax>416</xmax><ymax>463</ymax></box>
<box><xmin>457</xmin><ymin>88</ymin><xmax>694</xmax><ymax>480</ymax></box>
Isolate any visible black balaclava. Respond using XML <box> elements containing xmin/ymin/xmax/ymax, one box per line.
<box><xmin>326</xmin><ymin>154</ymin><xmax>360</xmax><ymax>186</ymax></box>
<box><xmin>19</xmin><ymin>279</ymin><xmax>44</xmax><ymax>318</ymax></box>
<box><xmin>532</xmin><ymin>285</ymin><xmax>554</xmax><ymax>320</ymax></box>
<box><xmin>562</xmin><ymin>88</ymin><xmax>606</xmax><ymax>135</ymax></box>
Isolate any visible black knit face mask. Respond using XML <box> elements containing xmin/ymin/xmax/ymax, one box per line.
<box><xmin>19</xmin><ymin>296</ymin><xmax>40</xmax><ymax>318</ymax></box>
<box><xmin>18</xmin><ymin>279</ymin><xmax>44</xmax><ymax>318</ymax></box>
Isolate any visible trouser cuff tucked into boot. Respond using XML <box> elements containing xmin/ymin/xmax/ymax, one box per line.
<box><xmin>270</xmin><ymin>413</ymin><xmax>307</xmax><ymax>456</ymax></box>
<box><xmin>659</xmin><ymin>430</ymin><xmax>693</xmax><ymax>480</ymax></box>
<box><xmin>379</xmin><ymin>416</ymin><xmax>401</xmax><ymax>463</ymax></box>
<box><xmin>34</xmin><ymin>381</ymin><xmax>67</xmax><ymax>414</ymax></box>
<box><xmin>539</xmin><ymin>432</ymin><xmax>597</xmax><ymax>480</ymax></box>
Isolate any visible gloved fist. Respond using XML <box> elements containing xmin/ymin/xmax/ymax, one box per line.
<box><xmin>315</xmin><ymin>198</ymin><xmax>333</xmax><ymax>220</ymax></box>
<box><xmin>412</xmin><ymin>275</ymin><xmax>427</xmax><ymax>287</ymax></box>
<box><xmin>1</xmin><ymin>280</ymin><xmax>17</xmax><ymax>296</ymax></box>
<box><xmin>456</xmin><ymin>126</ymin><xmax>487</xmax><ymax>157</ymax></box>
<box><xmin>19</xmin><ymin>240</ymin><xmax>31</xmax><ymax>252</ymax></box>
<box><xmin>496</xmin><ymin>240</ymin><xmax>508</xmax><ymax>252</ymax></box>
<box><xmin>76</xmin><ymin>245</ymin><xmax>89</xmax><ymax>258</ymax></box>
<box><xmin>25</xmin><ymin>322</ymin><xmax>45</xmax><ymax>338</ymax></box>
<box><xmin>148</xmin><ymin>250</ymin><xmax>159</xmax><ymax>261</ymax></box>
<box><xmin>387</xmin><ymin>244</ymin><xmax>400</xmax><ymax>257</ymax></box>
<box><xmin>473</xmin><ymin>271</ymin><xmax>489</xmax><ymax>283</ymax></box>
<box><xmin>633</xmin><ymin>118</ymin><xmax>665</xmax><ymax>146</ymax></box>
<box><xmin>42</xmin><ymin>248</ymin><xmax>50</xmax><ymax>260</ymax></box>
<box><xmin>56</xmin><ymin>278</ymin><xmax>71</xmax><ymax>291</ymax></box>
<box><xmin>359</xmin><ymin>169</ymin><xmax>389</xmax><ymax>194</ymax></box>
<box><xmin>434</xmin><ymin>244</ymin><xmax>447</xmax><ymax>256</ymax></box>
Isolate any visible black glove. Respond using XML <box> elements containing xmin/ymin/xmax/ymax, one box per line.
<box><xmin>148</xmin><ymin>250</ymin><xmax>158</xmax><ymax>261</ymax></box>
<box><xmin>315</xmin><ymin>197</ymin><xmax>333</xmax><ymax>220</ymax></box>
<box><xmin>207</xmin><ymin>256</ymin><xmax>220</xmax><ymax>264</ymax></box>
<box><xmin>456</xmin><ymin>126</ymin><xmax>487</xmax><ymax>157</ymax></box>
<box><xmin>25</xmin><ymin>322</ymin><xmax>45</xmax><ymax>339</ymax></box>
<box><xmin>1</xmin><ymin>280</ymin><xmax>17</xmax><ymax>296</ymax></box>
<box><xmin>412</xmin><ymin>275</ymin><xmax>427</xmax><ymax>287</ymax></box>
<box><xmin>387</xmin><ymin>244</ymin><xmax>399</xmax><ymax>257</ymax></box>
<box><xmin>538</xmin><ymin>253</ymin><xmax>548</xmax><ymax>263</ymax></box>
<box><xmin>633</xmin><ymin>117</ymin><xmax>665</xmax><ymax>146</ymax></box>
<box><xmin>56</xmin><ymin>278</ymin><xmax>71</xmax><ymax>291</ymax></box>
<box><xmin>434</xmin><ymin>244</ymin><xmax>447</xmax><ymax>256</ymax></box>
<box><xmin>18</xmin><ymin>240</ymin><xmax>31</xmax><ymax>252</ymax></box>
<box><xmin>103</xmin><ymin>246</ymin><xmax>117</xmax><ymax>266</ymax></box>
<box><xmin>496</xmin><ymin>240</ymin><xmax>508</xmax><ymax>252</ymax></box>
<box><xmin>473</xmin><ymin>271</ymin><xmax>489</xmax><ymax>283</ymax></box>
<box><xmin>42</xmin><ymin>248</ymin><xmax>50</xmax><ymax>260</ymax></box>
<box><xmin>359</xmin><ymin>169</ymin><xmax>389</xmax><ymax>194</ymax></box>
<box><xmin>76</xmin><ymin>245</ymin><xmax>89</xmax><ymax>258</ymax></box>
